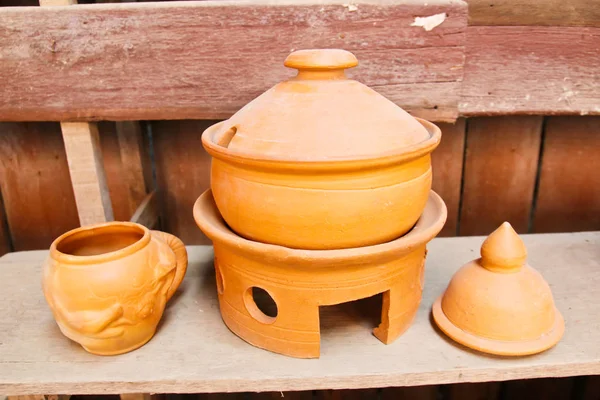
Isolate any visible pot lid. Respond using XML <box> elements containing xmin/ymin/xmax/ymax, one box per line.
<box><xmin>432</xmin><ymin>222</ymin><xmax>564</xmax><ymax>356</ymax></box>
<box><xmin>205</xmin><ymin>49</ymin><xmax>436</xmax><ymax>162</ymax></box>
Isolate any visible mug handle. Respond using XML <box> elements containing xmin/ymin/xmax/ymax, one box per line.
<box><xmin>151</xmin><ymin>230</ymin><xmax>188</xmax><ymax>301</ymax></box>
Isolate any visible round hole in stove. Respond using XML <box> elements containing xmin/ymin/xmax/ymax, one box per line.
<box><xmin>244</xmin><ymin>286</ymin><xmax>278</xmax><ymax>324</ymax></box>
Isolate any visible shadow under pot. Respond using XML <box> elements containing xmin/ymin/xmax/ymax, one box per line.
<box><xmin>202</xmin><ymin>49</ymin><xmax>441</xmax><ymax>250</ymax></box>
<box><xmin>42</xmin><ymin>222</ymin><xmax>188</xmax><ymax>355</ymax></box>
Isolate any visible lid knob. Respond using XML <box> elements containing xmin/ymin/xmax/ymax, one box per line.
<box><xmin>480</xmin><ymin>222</ymin><xmax>527</xmax><ymax>273</ymax></box>
<box><xmin>284</xmin><ymin>49</ymin><xmax>358</xmax><ymax>79</ymax></box>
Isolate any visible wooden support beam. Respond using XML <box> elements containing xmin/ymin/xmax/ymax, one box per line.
<box><xmin>116</xmin><ymin>121</ymin><xmax>152</xmax><ymax>216</ymax></box>
<box><xmin>460</xmin><ymin>26</ymin><xmax>600</xmax><ymax>117</ymax></box>
<box><xmin>61</xmin><ymin>122</ymin><xmax>113</xmax><ymax>226</ymax></box>
<box><xmin>8</xmin><ymin>395</ymin><xmax>70</xmax><ymax>400</ymax></box>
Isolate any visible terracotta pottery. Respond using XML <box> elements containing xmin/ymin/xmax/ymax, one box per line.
<box><xmin>42</xmin><ymin>222</ymin><xmax>188</xmax><ymax>355</ymax></box>
<box><xmin>202</xmin><ymin>49</ymin><xmax>441</xmax><ymax>250</ymax></box>
<box><xmin>193</xmin><ymin>189</ymin><xmax>446</xmax><ymax>358</ymax></box>
<box><xmin>432</xmin><ymin>222</ymin><xmax>564</xmax><ymax>356</ymax></box>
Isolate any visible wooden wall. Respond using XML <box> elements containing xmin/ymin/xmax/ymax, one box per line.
<box><xmin>1</xmin><ymin>119</ymin><xmax>598</xmax><ymax>400</ymax></box>
<box><xmin>1</xmin><ymin>115</ymin><xmax>600</xmax><ymax>254</ymax></box>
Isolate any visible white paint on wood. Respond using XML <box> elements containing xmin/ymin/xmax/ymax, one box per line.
<box><xmin>0</xmin><ymin>232</ymin><xmax>598</xmax><ymax>394</ymax></box>
<box><xmin>61</xmin><ymin>122</ymin><xmax>114</xmax><ymax>226</ymax></box>
<box><xmin>411</xmin><ymin>13</ymin><xmax>447</xmax><ymax>31</ymax></box>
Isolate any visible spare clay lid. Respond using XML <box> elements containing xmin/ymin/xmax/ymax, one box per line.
<box><xmin>204</xmin><ymin>49</ymin><xmax>438</xmax><ymax>162</ymax></box>
<box><xmin>432</xmin><ymin>222</ymin><xmax>564</xmax><ymax>356</ymax></box>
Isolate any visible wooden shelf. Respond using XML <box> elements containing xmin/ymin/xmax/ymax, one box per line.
<box><xmin>0</xmin><ymin>232</ymin><xmax>599</xmax><ymax>395</ymax></box>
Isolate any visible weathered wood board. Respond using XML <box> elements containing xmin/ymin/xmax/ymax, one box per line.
<box><xmin>460</xmin><ymin>26</ymin><xmax>600</xmax><ymax>117</ymax></box>
<box><xmin>431</xmin><ymin>119</ymin><xmax>465</xmax><ymax>237</ymax></box>
<box><xmin>0</xmin><ymin>0</ymin><xmax>467</xmax><ymax>122</ymax></box>
<box><xmin>467</xmin><ymin>0</ymin><xmax>600</xmax><ymax>27</ymax></box>
<box><xmin>532</xmin><ymin>116</ymin><xmax>600</xmax><ymax>233</ymax></box>
<box><xmin>459</xmin><ymin>116</ymin><xmax>542</xmax><ymax>236</ymax></box>
<box><xmin>0</xmin><ymin>122</ymin><xmax>79</xmax><ymax>251</ymax></box>
<box><xmin>0</xmin><ymin>232</ymin><xmax>599</xmax><ymax>394</ymax></box>
<box><xmin>152</xmin><ymin>120</ymin><xmax>215</xmax><ymax>245</ymax></box>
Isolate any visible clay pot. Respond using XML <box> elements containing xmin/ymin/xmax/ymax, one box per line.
<box><xmin>432</xmin><ymin>222</ymin><xmax>564</xmax><ymax>356</ymax></box>
<box><xmin>42</xmin><ymin>222</ymin><xmax>188</xmax><ymax>355</ymax></box>
<box><xmin>202</xmin><ymin>49</ymin><xmax>441</xmax><ymax>250</ymax></box>
<box><xmin>193</xmin><ymin>189</ymin><xmax>447</xmax><ymax>358</ymax></box>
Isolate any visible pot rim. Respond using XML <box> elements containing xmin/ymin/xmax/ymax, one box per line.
<box><xmin>49</xmin><ymin>221</ymin><xmax>151</xmax><ymax>266</ymax></box>
<box><xmin>193</xmin><ymin>189</ymin><xmax>447</xmax><ymax>265</ymax></box>
<box><xmin>201</xmin><ymin>117</ymin><xmax>441</xmax><ymax>172</ymax></box>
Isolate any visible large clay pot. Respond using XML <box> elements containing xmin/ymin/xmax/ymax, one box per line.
<box><xmin>202</xmin><ymin>49</ymin><xmax>441</xmax><ymax>250</ymax></box>
<box><xmin>42</xmin><ymin>222</ymin><xmax>188</xmax><ymax>355</ymax></box>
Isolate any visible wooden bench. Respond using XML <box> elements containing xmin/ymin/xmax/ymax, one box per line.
<box><xmin>1</xmin><ymin>0</ymin><xmax>599</xmax><ymax>398</ymax></box>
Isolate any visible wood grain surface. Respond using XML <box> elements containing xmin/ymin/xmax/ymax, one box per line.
<box><xmin>0</xmin><ymin>122</ymin><xmax>79</xmax><ymax>251</ymax></box>
<box><xmin>459</xmin><ymin>116</ymin><xmax>542</xmax><ymax>236</ymax></box>
<box><xmin>460</xmin><ymin>26</ymin><xmax>600</xmax><ymax>117</ymax></box>
<box><xmin>0</xmin><ymin>232</ymin><xmax>599</xmax><ymax>394</ymax></box>
<box><xmin>152</xmin><ymin>120</ymin><xmax>216</xmax><ymax>245</ymax></box>
<box><xmin>99</xmin><ymin>122</ymin><xmax>152</xmax><ymax>221</ymax></box>
<box><xmin>431</xmin><ymin>119</ymin><xmax>465</xmax><ymax>237</ymax></box>
<box><xmin>532</xmin><ymin>116</ymin><xmax>600</xmax><ymax>233</ymax></box>
<box><xmin>61</xmin><ymin>122</ymin><xmax>114</xmax><ymax>226</ymax></box>
<box><xmin>0</xmin><ymin>0</ymin><xmax>467</xmax><ymax>122</ymax></box>
<box><xmin>0</xmin><ymin>199</ymin><xmax>10</xmax><ymax>257</ymax></box>
<box><xmin>467</xmin><ymin>0</ymin><xmax>600</xmax><ymax>27</ymax></box>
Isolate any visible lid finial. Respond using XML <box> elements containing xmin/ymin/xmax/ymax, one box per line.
<box><xmin>284</xmin><ymin>49</ymin><xmax>358</xmax><ymax>78</ymax></box>
<box><xmin>480</xmin><ymin>222</ymin><xmax>527</xmax><ymax>273</ymax></box>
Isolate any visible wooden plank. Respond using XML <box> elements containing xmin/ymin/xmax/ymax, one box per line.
<box><xmin>431</xmin><ymin>119</ymin><xmax>465</xmax><ymax>237</ymax></box>
<box><xmin>7</xmin><ymin>397</ymin><xmax>70</xmax><ymax>400</ymax></box>
<box><xmin>99</xmin><ymin>122</ymin><xmax>152</xmax><ymax>221</ymax></box>
<box><xmin>152</xmin><ymin>120</ymin><xmax>215</xmax><ymax>245</ymax></box>
<box><xmin>467</xmin><ymin>0</ymin><xmax>600</xmax><ymax>27</ymax></box>
<box><xmin>0</xmin><ymin>122</ymin><xmax>79</xmax><ymax>251</ymax></box>
<box><xmin>120</xmin><ymin>395</ymin><xmax>151</xmax><ymax>400</ymax></box>
<box><xmin>0</xmin><ymin>197</ymin><xmax>11</xmax><ymax>257</ymax></box>
<box><xmin>98</xmin><ymin>122</ymin><xmax>134</xmax><ymax>221</ymax></box>
<box><xmin>115</xmin><ymin>121</ymin><xmax>152</xmax><ymax>209</ymax></box>
<box><xmin>130</xmin><ymin>191</ymin><xmax>158</xmax><ymax>229</ymax></box>
<box><xmin>460</xmin><ymin>26</ymin><xmax>600</xmax><ymax>117</ymax></box>
<box><xmin>61</xmin><ymin>122</ymin><xmax>114</xmax><ymax>226</ymax></box>
<box><xmin>0</xmin><ymin>0</ymin><xmax>467</xmax><ymax>122</ymax></box>
<box><xmin>532</xmin><ymin>116</ymin><xmax>600</xmax><ymax>233</ymax></box>
<box><xmin>0</xmin><ymin>232</ymin><xmax>599</xmax><ymax>394</ymax></box>
<box><xmin>459</xmin><ymin>116</ymin><xmax>542</xmax><ymax>236</ymax></box>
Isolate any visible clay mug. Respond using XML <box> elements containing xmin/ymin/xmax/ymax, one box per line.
<box><xmin>42</xmin><ymin>222</ymin><xmax>188</xmax><ymax>355</ymax></box>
